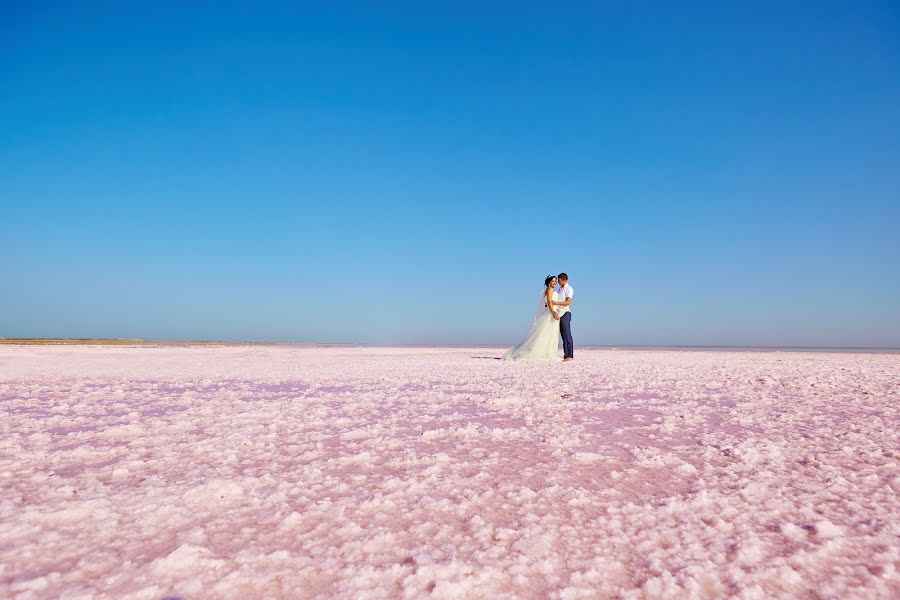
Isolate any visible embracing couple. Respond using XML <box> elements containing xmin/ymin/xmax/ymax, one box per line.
<box><xmin>502</xmin><ymin>273</ymin><xmax>575</xmax><ymax>362</ymax></box>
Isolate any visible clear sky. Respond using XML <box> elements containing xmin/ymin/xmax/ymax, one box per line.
<box><xmin>2</xmin><ymin>1</ymin><xmax>899</xmax><ymax>347</ymax></box>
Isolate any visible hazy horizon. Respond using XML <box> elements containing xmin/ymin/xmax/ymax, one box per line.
<box><xmin>2</xmin><ymin>336</ymin><xmax>898</xmax><ymax>352</ymax></box>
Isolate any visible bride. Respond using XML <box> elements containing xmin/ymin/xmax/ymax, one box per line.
<box><xmin>502</xmin><ymin>275</ymin><xmax>563</xmax><ymax>361</ymax></box>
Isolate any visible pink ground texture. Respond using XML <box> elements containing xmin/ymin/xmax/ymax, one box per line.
<box><xmin>1</xmin><ymin>345</ymin><xmax>898</xmax><ymax>599</ymax></box>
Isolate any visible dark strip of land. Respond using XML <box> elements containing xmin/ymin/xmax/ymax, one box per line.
<box><xmin>0</xmin><ymin>338</ymin><xmax>271</xmax><ymax>346</ymax></box>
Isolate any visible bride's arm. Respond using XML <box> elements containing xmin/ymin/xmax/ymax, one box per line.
<box><xmin>546</xmin><ymin>288</ymin><xmax>560</xmax><ymax>320</ymax></box>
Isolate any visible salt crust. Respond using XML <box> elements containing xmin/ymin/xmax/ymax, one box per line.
<box><xmin>1</xmin><ymin>346</ymin><xmax>898</xmax><ymax>598</ymax></box>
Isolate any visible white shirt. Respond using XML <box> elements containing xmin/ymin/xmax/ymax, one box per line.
<box><xmin>556</xmin><ymin>283</ymin><xmax>574</xmax><ymax>316</ymax></box>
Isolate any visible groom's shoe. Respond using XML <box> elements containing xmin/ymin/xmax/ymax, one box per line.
<box><xmin>563</xmin><ymin>358</ymin><xmax>574</xmax><ymax>362</ymax></box>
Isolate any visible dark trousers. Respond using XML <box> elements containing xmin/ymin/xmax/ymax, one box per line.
<box><xmin>560</xmin><ymin>312</ymin><xmax>573</xmax><ymax>358</ymax></box>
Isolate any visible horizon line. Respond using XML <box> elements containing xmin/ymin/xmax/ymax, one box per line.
<box><xmin>1</xmin><ymin>337</ymin><xmax>898</xmax><ymax>353</ymax></box>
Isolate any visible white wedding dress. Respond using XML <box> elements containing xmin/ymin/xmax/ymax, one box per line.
<box><xmin>502</xmin><ymin>289</ymin><xmax>562</xmax><ymax>361</ymax></box>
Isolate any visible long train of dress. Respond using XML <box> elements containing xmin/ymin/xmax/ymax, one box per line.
<box><xmin>502</xmin><ymin>290</ymin><xmax>562</xmax><ymax>361</ymax></box>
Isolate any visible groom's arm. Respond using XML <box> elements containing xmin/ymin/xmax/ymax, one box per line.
<box><xmin>552</xmin><ymin>297</ymin><xmax>572</xmax><ymax>306</ymax></box>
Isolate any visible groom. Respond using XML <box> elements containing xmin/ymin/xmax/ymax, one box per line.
<box><xmin>554</xmin><ymin>272</ymin><xmax>574</xmax><ymax>361</ymax></box>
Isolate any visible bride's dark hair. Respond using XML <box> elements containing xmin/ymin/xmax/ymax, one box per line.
<box><xmin>544</xmin><ymin>275</ymin><xmax>556</xmax><ymax>287</ymax></box>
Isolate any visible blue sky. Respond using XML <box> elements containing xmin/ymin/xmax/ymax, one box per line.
<box><xmin>2</xmin><ymin>1</ymin><xmax>899</xmax><ymax>346</ymax></box>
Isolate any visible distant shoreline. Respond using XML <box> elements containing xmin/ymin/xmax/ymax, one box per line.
<box><xmin>1</xmin><ymin>338</ymin><xmax>897</xmax><ymax>354</ymax></box>
<box><xmin>0</xmin><ymin>338</ymin><xmax>270</xmax><ymax>346</ymax></box>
